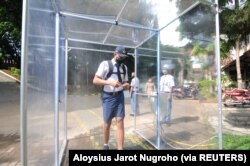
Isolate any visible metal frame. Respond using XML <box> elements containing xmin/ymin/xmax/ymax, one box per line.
<box><xmin>156</xmin><ymin>31</ymin><xmax>161</xmax><ymax>149</ymax></box>
<box><xmin>54</xmin><ymin>12</ymin><xmax>60</xmax><ymax>166</ymax></box>
<box><xmin>20</xmin><ymin>0</ymin><xmax>28</xmax><ymax>165</ymax></box>
<box><xmin>215</xmin><ymin>0</ymin><xmax>222</xmax><ymax>149</ymax></box>
<box><xmin>21</xmin><ymin>0</ymin><xmax>222</xmax><ymax>165</ymax></box>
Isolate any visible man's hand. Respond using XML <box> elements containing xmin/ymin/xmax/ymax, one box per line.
<box><xmin>108</xmin><ymin>80</ymin><xmax>122</xmax><ymax>87</ymax></box>
<box><xmin>122</xmin><ymin>82</ymin><xmax>130</xmax><ymax>90</ymax></box>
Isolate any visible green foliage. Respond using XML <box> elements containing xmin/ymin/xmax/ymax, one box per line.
<box><xmin>176</xmin><ymin>2</ymin><xmax>215</xmax><ymax>46</ymax></box>
<box><xmin>220</xmin><ymin>40</ymin><xmax>231</xmax><ymax>59</ymax></box>
<box><xmin>191</xmin><ymin>43</ymin><xmax>214</xmax><ymax>57</ymax></box>
<box><xmin>219</xmin><ymin>0</ymin><xmax>250</xmax><ymax>55</ymax></box>
<box><xmin>197</xmin><ymin>79</ymin><xmax>216</xmax><ymax>99</ymax></box>
<box><xmin>197</xmin><ymin>79</ymin><xmax>216</xmax><ymax>87</ymax></box>
<box><xmin>10</xmin><ymin>67</ymin><xmax>20</xmax><ymax>77</ymax></box>
<box><xmin>0</xmin><ymin>52</ymin><xmax>3</xmax><ymax>61</ymax></box>
<box><xmin>0</xmin><ymin>0</ymin><xmax>22</xmax><ymax>66</ymax></box>
<box><xmin>221</xmin><ymin>71</ymin><xmax>236</xmax><ymax>88</ymax></box>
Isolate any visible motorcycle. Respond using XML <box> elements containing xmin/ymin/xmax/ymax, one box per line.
<box><xmin>173</xmin><ymin>83</ymin><xmax>198</xmax><ymax>100</ymax></box>
<box><xmin>222</xmin><ymin>89</ymin><xmax>250</xmax><ymax>107</ymax></box>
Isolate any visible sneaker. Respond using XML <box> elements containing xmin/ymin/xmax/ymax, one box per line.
<box><xmin>103</xmin><ymin>144</ymin><xmax>109</xmax><ymax>150</ymax></box>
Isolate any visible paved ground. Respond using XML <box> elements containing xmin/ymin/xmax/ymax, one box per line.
<box><xmin>0</xmin><ymin>71</ymin><xmax>20</xmax><ymax>166</ymax></box>
<box><xmin>0</xmin><ymin>70</ymin><xmax>249</xmax><ymax>166</ymax></box>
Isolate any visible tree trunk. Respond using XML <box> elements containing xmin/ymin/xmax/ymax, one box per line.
<box><xmin>234</xmin><ymin>0</ymin><xmax>243</xmax><ymax>89</ymax></box>
<box><xmin>234</xmin><ymin>0</ymin><xmax>239</xmax><ymax>10</ymax></box>
<box><xmin>235</xmin><ymin>40</ymin><xmax>243</xmax><ymax>89</ymax></box>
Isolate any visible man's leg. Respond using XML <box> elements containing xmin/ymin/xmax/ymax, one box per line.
<box><xmin>103</xmin><ymin>121</ymin><xmax>112</xmax><ymax>145</ymax></box>
<box><xmin>165</xmin><ymin>99</ymin><xmax>172</xmax><ymax>122</ymax></box>
<box><xmin>130</xmin><ymin>92</ymin><xmax>135</xmax><ymax>115</ymax></box>
<box><xmin>115</xmin><ymin>117</ymin><xmax>124</xmax><ymax>150</ymax></box>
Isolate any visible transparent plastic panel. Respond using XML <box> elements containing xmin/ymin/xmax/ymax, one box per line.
<box><xmin>134</xmin><ymin>34</ymin><xmax>159</xmax><ymax>147</ymax></box>
<box><xmin>57</xmin><ymin>0</ymin><xmax>215</xmax><ymax>47</ymax></box>
<box><xmin>159</xmin><ymin>2</ymin><xmax>217</xmax><ymax>149</ymax></box>
<box><xmin>119</xmin><ymin>0</ymin><xmax>202</xmax><ymax>29</ymax></box>
<box><xmin>26</xmin><ymin>0</ymin><xmax>55</xmax><ymax>165</ymax></box>
<box><xmin>63</xmin><ymin>16</ymin><xmax>156</xmax><ymax>48</ymax></box>
<box><xmin>67</xmin><ymin>43</ymin><xmax>116</xmax><ymax>143</ymax></box>
<box><xmin>57</xmin><ymin>0</ymin><xmax>127</xmax><ymax>17</ymax></box>
<box><xmin>57</xmin><ymin>0</ymin><xmax>208</xmax><ymax>30</ymax></box>
<box><xmin>105</xmin><ymin>26</ymin><xmax>155</xmax><ymax>47</ymax></box>
<box><xmin>64</xmin><ymin>17</ymin><xmax>111</xmax><ymax>43</ymax></box>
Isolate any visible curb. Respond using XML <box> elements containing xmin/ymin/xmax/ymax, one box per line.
<box><xmin>0</xmin><ymin>70</ymin><xmax>20</xmax><ymax>84</ymax></box>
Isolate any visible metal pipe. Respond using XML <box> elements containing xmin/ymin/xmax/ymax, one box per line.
<box><xmin>54</xmin><ymin>12</ymin><xmax>60</xmax><ymax>166</ymax></box>
<box><xmin>117</xmin><ymin>22</ymin><xmax>158</xmax><ymax>32</ymax></box>
<box><xmin>64</xmin><ymin>39</ymin><xmax>68</xmax><ymax>142</ymax></box>
<box><xmin>215</xmin><ymin>0</ymin><xmax>223</xmax><ymax>150</ymax></box>
<box><xmin>20</xmin><ymin>0</ymin><xmax>28</xmax><ymax>165</ymax></box>
<box><xmin>29</xmin><ymin>7</ymin><xmax>54</xmax><ymax>13</ymax></box>
<box><xmin>68</xmin><ymin>30</ymin><xmax>106</xmax><ymax>35</ymax></box>
<box><xmin>134</xmin><ymin>47</ymin><xmax>138</xmax><ymax>130</ymax></box>
<box><xmin>137</xmin><ymin>54</ymin><xmax>180</xmax><ymax>60</ymax></box>
<box><xmin>68</xmin><ymin>38</ymin><xmax>135</xmax><ymax>49</ymax></box>
<box><xmin>60</xmin><ymin>11</ymin><xmax>116</xmax><ymax>25</ymax></box>
<box><xmin>69</xmin><ymin>47</ymin><xmax>115</xmax><ymax>54</ymax></box>
<box><xmin>137</xmin><ymin>47</ymin><xmax>184</xmax><ymax>55</ymax></box>
<box><xmin>156</xmin><ymin>31</ymin><xmax>161</xmax><ymax>149</ymax></box>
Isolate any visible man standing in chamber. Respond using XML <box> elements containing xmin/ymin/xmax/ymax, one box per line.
<box><xmin>93</xmin><ymin>46</ymin><xmax>129</xmax><ymax>150</ymax></box>
<box><xmin>159</xmin><ymin>64</ymin><xmax>175</xmax><ymax>125</ymax></box>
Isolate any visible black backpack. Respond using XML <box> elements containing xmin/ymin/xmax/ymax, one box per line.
<box><xmin>104</xmin><ymin>60</ymin><xmax>126</xmax><ymax>81</ymax></box>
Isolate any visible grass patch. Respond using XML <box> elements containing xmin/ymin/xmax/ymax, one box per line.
<box><xmin>210</xmin><ymin>133</ymin><xmax>250</xmax><ymax>149</ymax></box>
<box><xmin>223</xmin><ymin>133</ymin><xmax>250</xmax><ymax>150</ymax></box>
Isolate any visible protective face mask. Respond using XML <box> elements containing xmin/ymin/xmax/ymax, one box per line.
<box><xmin>116</xmin><ymin>57</ymin><xmax>124</xmax><ymax>64</ymax></box>
<box><xmin>162</xmin><ymin>69</ymin><xmax>167</xmax><ymax>74</ymax></box>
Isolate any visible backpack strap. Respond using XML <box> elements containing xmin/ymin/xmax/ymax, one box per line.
<box><xmin>104</xmin><ymin>60</ymin><xmax>127</xmax><ymax>81</ymax></box>
<box><xmin>121</xmin><ymin>63</ymin><xmax>126</xmax><ymax>80</ymax></box>
<box><xmin>104</xmin><ymin>60</ymin><xmax>113</xmax><ymax>80</ymax></box>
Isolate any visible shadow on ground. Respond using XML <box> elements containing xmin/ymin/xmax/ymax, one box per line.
<box><xmin>225</xmin><ymin>111</ymin><xmax>250</xmax><ymax>128</ymax></box>
<box><xmin>0</xmin><ymin>133</ymin><xmax>20</xmax><ymax>164</ymax></box>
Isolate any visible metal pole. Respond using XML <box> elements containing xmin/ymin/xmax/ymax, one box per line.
<box><xmin>156</xmin><ymin>31</ymin><xmax>161</xmax><ymax>149</ymax></box>
<box><xmin>134</xmin><ymin>47</ymin><xmax>138</xmax><ymax>130</ymax></box>
<box><xmin>86</xmin><ymin>62</ymin><xmax>89</xmax><ymax>90</ymax></box>
<box><xmin>215</xmin><ymin>0</ymin><xmax>223</xmax><ymax>149</ymax></box>
<box><xmin>68</xmin><ymin>38</ymin><xmax>135</xmax><ymax>50</ymax></box>
<box><xmin>20</xmin><ymin>0</ymin><xmax>28</xmax><ymax>165</ymax></box>
<box><xmin>55</xmin><ymin>12</ymin><xmax>60</xmax><ymax>166</ymax></box>
<box><xmin>64</xmin><ymin>39</ymin><xmax>68</xmax><ymax>142</ymax></box>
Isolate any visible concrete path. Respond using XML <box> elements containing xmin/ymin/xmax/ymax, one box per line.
<box><xmin>0</xmin><ymin>70</ymin><xmax>20</xmax><ymax>166</ymax></box>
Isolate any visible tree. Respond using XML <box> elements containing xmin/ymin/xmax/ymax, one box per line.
<box><xmin>0</xmin><ymin>0</ymin><xmax>22</xmax><ymax>68</ymax></box>
<box><xmin>219</xmin><ymin>0</ymin><xmax>250</xmax><ymax>88</ymax></box>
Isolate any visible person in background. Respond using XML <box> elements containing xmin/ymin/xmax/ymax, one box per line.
<box><xmin>93</xmin><ymin>46</ymin><xmax>129</xmax><ymax>150</ymax></box>
<box><xmin>145</xmin><ymin>77</ymin><xmax>156</xmax><ymax>113</ymax></box>
<box><xmin>130</xmin><ymin>72</ymin><xmax>140</xmax><ymax>116</ymax></box>
<box><xmin>159</xmin><ymin>66</ymin><xmax>175</xmax><ymax>125</ymax></box>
